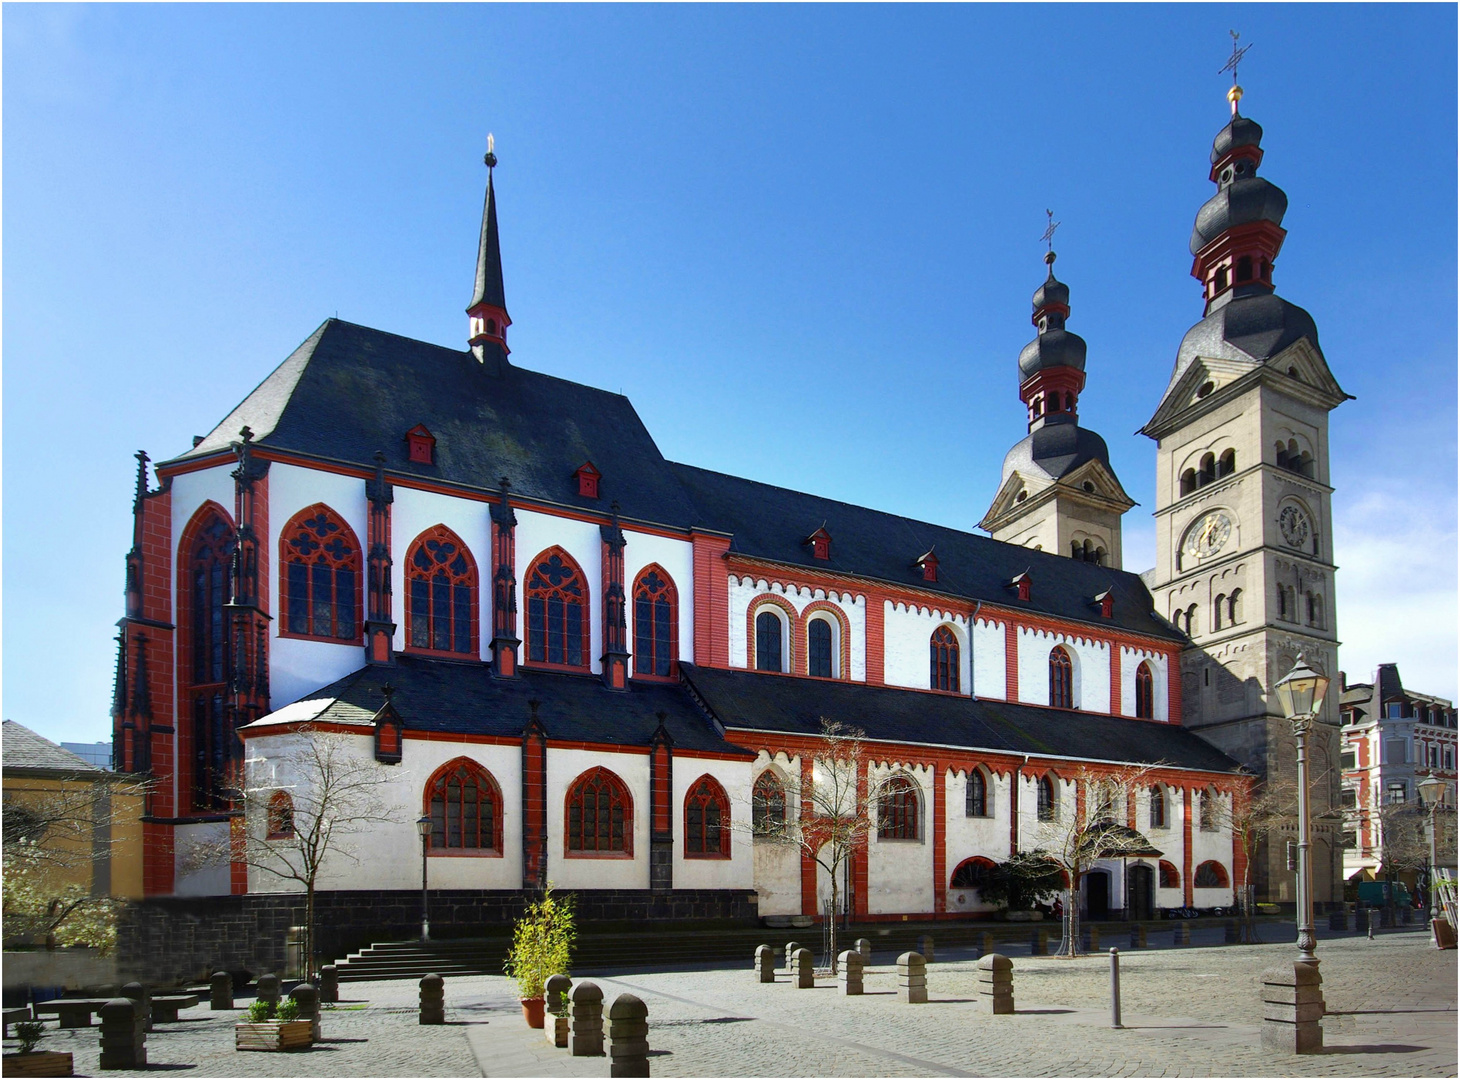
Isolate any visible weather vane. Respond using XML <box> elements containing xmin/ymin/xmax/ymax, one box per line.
<box><xmin>484</xmin><ymin>132</ymin><xmax>497</xmax><ymax>170</ymax></box>
<box><xmin>1041</xmin><ymin>209</ymin><xmax>1061</xmax><ymax>263</ymax></box>
<box><xmin>1219</xmin><ymin>30</ymin><xmax>1251</xmax><ymax>86</ymax></box>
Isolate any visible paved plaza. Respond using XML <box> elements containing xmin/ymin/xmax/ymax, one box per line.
<box><xmin>12</xmin><ymin>929</ymin><xmax>1455</xmax><ymax>1077</ymax></box>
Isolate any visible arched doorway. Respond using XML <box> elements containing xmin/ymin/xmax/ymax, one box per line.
<box><xmin>1085</xmin><ymin>870</ymin><xmax>1111</xmax><ymax>920</ymax></box>
<box><xmin>1127</xmin><ymin>863</ymin><xmax>1154</xmax><ymax>920</ymax></box>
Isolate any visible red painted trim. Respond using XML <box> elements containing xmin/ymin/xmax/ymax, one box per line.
<box><xmin>523</xmin><ymin>545</ymin><xmax>592</xmax><ymax>673</ymax></box>
<box><xmin>631</xmin><ymin>563</ymin><xmax>680</xmax><ymax>680</ymax></box>
<box><xmin>799</xmin><ymin>756</ymin><xmax>817</xmax><ymax>916</ymax></box>
<box><xmin>175</xmin><ymin>500</ymin><xmax>237</xmax><ymax>814</ymax></box>
<box><xmin>1182</xmin><ymin>787</ymin><xmax>1194</xmax><ymax>906</ymax></box>
<box><xmin>1109</xmin><ymin>645</ymin><xmax>1122</xmax><ymax>716</ymax></box>
<box><xmin>797</xmin><ymin>600</ymin><xmax>852</xmax><ymax>680</ymax></box>
<box><xmin>747</xmin><ymin>593</ymin><xmax>798</xmax><ymax>673</ymax></box>
<box><xmin>1005</xmin><ymin>622</ymin><xmax>1020</xmax><ymax>701</ymax></box>
<box><xmin>932</xmin><ymin>760</ymin><xmax>946</xmax><ymax>913</ymax></box>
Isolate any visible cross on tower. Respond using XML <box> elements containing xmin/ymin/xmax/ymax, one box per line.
<box><xmin>1041</xmin><ymin>209</ymin><xmax>1060</xmax><ymax>253</ymax></box>
<box><xmin>1219</xmin><ymin>30</ymin><xmax>1252</xmax><ymax>85</ymax></box>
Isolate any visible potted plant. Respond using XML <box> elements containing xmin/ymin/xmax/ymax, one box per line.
<box><xmin>503</xmin><ymin>883</ymin><xmax>575</xmax><ymax>1028</ymax></box>
<box><xmin>234</xmin><ymin>998</ymin><xmax>312</xmax><ymax>1052</ymax></box>
<box><xmin>2</xmin><ymin>1021</ymin><xmax>73</xmax><ymax>1077</ymax></box>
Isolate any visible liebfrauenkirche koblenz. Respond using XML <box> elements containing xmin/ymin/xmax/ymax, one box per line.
<box><xmin>112</xmin><ymin>72</ymin><xmax>1347</xmax><ymax>962</ymax></box>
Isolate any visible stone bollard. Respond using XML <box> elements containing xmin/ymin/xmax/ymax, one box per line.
<box><xmin>210</xmin><ymin>970</ymin><xmax>233</xmax><ymax>1010</ymax></box>
<box><xmin>977</xmin><ymin>931</ymin><xmax>995</xmax><ymax>957</ymax></box>
<box><xmin>1129</xmin><ymin>925</ymin><xmax>1147</xmax><ymax>950</ymax></box>
<box><xmin>1224</xmin><ymin>919</ymin><xmax>1240</xmax><ymax>944</ymax></box>
<box><xmin>1030</xmin><ymin>928</ymin><xmax>1048</xmax><ymax>956</ymax></box>
<box><xmin>1261</xmin><ymin>962</ymin><xmax>1324</xmax><ymax>1054</ymax></box>
<box><xmin>838</xmin><ymin>950</ymin><xmax>863</xmax><ymax>995</ymax></box>
<box><xmin>793</xmin><ymin>948</ymin><xmax>814</xmax><ymax>989</ymax></box>
<box><xmin>290</xmin><ymin>983</ymin><xmax>321</xmax><ymax>1042</ymax></box>
<box><xmin>856</xmin><ymin>938</ymin><xmax>872</xmax><ymax>964</ymax></box>
<box><xmin>418</xmin><ymin>974</ymin><xmax>445</xmax><ymax>1025</ymax></box>
<box><xmin>1086</xmin><ymin>926</ymin><xmax>1100</xmax><ymax>951</ymax></box>
<box><xmin>784</xmin><ymin>941</ymin><xmax>801</xmax><ymax>973</ymax></box>
<box><xmin>256</xmin><ymin>972</ymin><xmax>281</xmax><ymax>1006</ymax></box>
<box><xmin>917</xmin><ymin>934</ymin><xmax>935</xmax><ymax>963</ymax></box>
<box><xmin>569</xmin><ymin>981</ymin><xmax>605</xmax><ymax>1057</ymax></box>
<box><xmin>319</xmin><ymin>964</ymin><xmax>340</xmax><ymax>1004</ymax></box>
<box><xmin>545</xmin><ymin>974</ymin><xmax>572</xmax><ymax>1048</ymax></box>
<box><xmin>121</xmin><ymin>982</ymin><xmax>152</xmax><ymax>1034</ymax></box>
<box><xmin>608</xmin><ymin>993</ymin><xmax>650</xmax><ymax>1078</ymax></box>
<box><xmin>754</xmin><ymin>946</ymin><xmax>776</xmax><ymax>983</ymax></box>
<box><xmin>1173</xmin><ymin>923</ymin><xmax>1191</xmax><ymax>947</ymax></box>
<box><xmin>99</xmin><ymin>997</ymin><xmax>145</xmax><ymax>1070</ymax></box>
<box><xmin>977</xmin><ymin>953</ymin><xmax>1014</xmax><ymax>1014</ymax></box>
<box><xmin>896</xmin><ymin>951</ymin><xmax>927</xmax><ymax>1004</ymax></box>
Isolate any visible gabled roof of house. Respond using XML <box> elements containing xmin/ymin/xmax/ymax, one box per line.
<box><xmin>2</xmin><ymin>720</ymin><xmax>106</xmax><ymax>776</ymax></box>
<box><xmin>681</xmin><ymin>665</ymin><xmax>1241</xmax><ymax>775</ymax></box>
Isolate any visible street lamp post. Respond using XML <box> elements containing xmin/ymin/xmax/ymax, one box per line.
<box><xmin>418</xmin><ymin>815</ymin><xmax>432</xmax><ymax>941</ymax></box>
<box><xmin>1418</xmin><ymin>772</ymin><xmax>1447</xmax><ymax>931</ymax></box>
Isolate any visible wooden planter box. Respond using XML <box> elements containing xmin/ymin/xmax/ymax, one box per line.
<box><xmin>2</xmin><ymin>1051</ymin><xmax>74</xmax><ymax>1077</ymax></box>
<box><xmin>235</xmin><ymin>1020</ymin><xmax>312</xmax><ymax>1052</ymax></box>
<box><xmin>545</xmin><ymin>1014</ymin><xmax>569</xmax><ymax>1048</ymax></box>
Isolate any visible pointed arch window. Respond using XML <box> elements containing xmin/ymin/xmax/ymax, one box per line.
<box><xmin>427</xmin><ymin>759</ymin><xmax>503</xmax><ymax>853</ymax></box>
<box><xmin>1135</xmin><ymin>662</ymin><xmax>1155</xmax><ymax>719</ymax></box>
<box><xmin>632</xmin><ymin>566</ymin><xmax>678</xmax><ymax>678</ymax></box>
<box><xmin>406</xmin><ymin>526</ymin><xmax>478</xmax><ymax>656</ymax></box>
<box><xmin>930</xmin><ymin>626</ymin><xmax>960</xmax><ymax>692</ymax></box>
<box><xmin>685</xmin><ymin>775</ymin><xmax>731</xmax><ymax>858</ymax></box>
<box><xmin>966</xmin><ymin>769</ymin><xmax>989</xmax><ymax>818</ymax></box>
<box><xmin>282</xmin><ymin>506</ymin><xmax>361</xmax><ymax>641</ymax></box>
<box><xmin>566</xmin><ymin>768</ymin><xmax>632</xmax><ymax>856</ymax></box>
<box><xmin>266</xmin><ymin>791</ymin><xmax>295</xmax><ymax>839</ymax></box>
<box><xmin>877</xmin><ymin>775</ymin><xmax>920</xmax><ymax>840</ymax></box>
<box><xmin>1036</xmin><ymin>774</ymin><xmax>1058</xmax><ymax>821</ymax></box>
<box><xmin>1049</xmin><ymin>646</ymin><xmax>1074</xmax><ymax>709</ymax></box>
<box><xmin>526</xmin><ymin>548</ymin><xmax>589</xmax><ymax>669</ymax></box>
<box><xmin>184</xmin><ymin>507</ymin><xmax>234</xmax><ymax>812</ymax></box>
<box><xmin>752</xmin><ymin>771</ymin><xmax>787</xmax><ymax>835</ymax></box>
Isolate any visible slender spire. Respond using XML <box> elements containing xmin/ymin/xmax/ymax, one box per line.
<box><xmin>468</xmin><ymin>133</ymin><xmax>512</xmax><ymax>369</ymax></box>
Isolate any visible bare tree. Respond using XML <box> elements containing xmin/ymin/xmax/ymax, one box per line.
<box><xmin>1216</xmin><ymin>771</ymin><xmax>1297</xmax><ymax>943</ymax></box>
<box><xmin>1022</xmin><ymin>762</ymin><xmax>1168</xmax><ymax>957</ymax></box>
<box><xmin>192</xmin><ymin>724</ymin><xmax>400</xmax><ymax>973</ymax></box>
<box><xmin>749</xmin><ymin>720</ymin><xmax>872</xmax><ymax>974</ymax></box>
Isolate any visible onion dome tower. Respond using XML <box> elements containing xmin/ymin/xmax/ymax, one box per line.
<box><xmin>980</xmin><ymin>242</ymin><xmax>1134</xmax><ymax>568</ymax></box>
<box><xmin>467</xmin><ymin>135</ymin><xmax>512</xmax><ymax>375</ymax></box>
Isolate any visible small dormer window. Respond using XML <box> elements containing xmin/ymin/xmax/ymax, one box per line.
<box><xmin>1096</xmin><ymin>591</ymin><xmax>1114</xmax><ymax>619</ymax></box>
<box><xmin>406</xmin><ymin>424</ymin><xmax>436</xmax><ymax>465</ymax></box>
<box><xmin>916</xmin><ymin>550</ymin><xmax>939</xmax><ymax>583</ymax></box>
<box><xmin>1012</xmin><ymin>572</ymin><xmax>1031</xmax><ymax>602</ymax></box>
<box><xmin>806</xmin><ymin>527</ymin><xmax>831</xmax><ymax>561</ymax></box>
<box><xmin>574</xmin><ymin>462</ymin><xmax>601</xmax><ymax>499</ymax></box>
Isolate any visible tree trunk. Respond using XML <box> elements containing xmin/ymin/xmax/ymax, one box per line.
<box><xmin>828</xmin><ymin>862</ymin><xmax>840</xmax><ymax>975</ymax></box>
<box><xmin>1063</xmin><ymin>883</ymin><xmax>1081</xmax><ymax>957</ymax></box>
<box><xmin>305</xmin><ymin>880</ymin><xmax>317</xmax><ymax>982</ymax></box>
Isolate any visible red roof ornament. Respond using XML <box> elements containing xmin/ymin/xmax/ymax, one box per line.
<box><xmin>804</xmin><ymin>525</ymin><xmax>831</xmax><ymax>561</ymax></box>
<box><xmin>915</xmin><ymin>549</ymin><xmax>939</xmax><ymax>582</ymax></box>
<box><xmin>405</xmin><ymin>424</ymin><xmax>436</xmax><ymax>465</ymax></box>
<box><xmin>1010</xmin><ymin>571</ymin><xmax>1032</xmax><ymax>602</ymax></box>
<box><xmin>574</xmin><ymin>461</ymin><xmax>602</xmax><ymax>499</ymax></box>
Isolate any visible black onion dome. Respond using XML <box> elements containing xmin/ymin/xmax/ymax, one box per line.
<box><xmin>999</xmin><ymin>413</ymin><xmax>1112</xmax><ymax>484</ymax></box>
<box><xmin>1210</xmin><ymin>114</ymin><xmax>1264</xmax><ymax>165</ymax></box>
<box><xmin>1019</xmin><ymin>328</ymin><xmax>1087</xmax><ymax>379</ymax></box>
<box><xmin>1031</xmin><ymin>272</ymin><xmax>1069</xmax><ymax>314</ymax></box>
<box><xmin>1169</xmin><ymin>292</ymin><xmax>1324</xmax><ymax>386</ymax></box>
<box><xmin>1190</xmin><ymin>177</ymin><xmax>1288</xmax><ymax>254</ymax></box>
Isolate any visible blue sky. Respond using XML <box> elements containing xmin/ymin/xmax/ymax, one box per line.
<box><xmin>5</xmin><ymin>4</ymin><xmax>1456</xmax><ymax>745</ymax></box>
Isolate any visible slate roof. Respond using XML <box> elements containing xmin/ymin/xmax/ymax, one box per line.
<box><xmin>998</xmin><ymin>416</ymin><xmax>1115</xmax><ymax>484</ymax></box>
<box><xmin>241</xmin><ymin>655</ymin><xmax>747</xmax><ymax>757</ymax></box>
<box><xmin>682</xmin><ymin>665</ymin><xmax>1242</xmax><ymax>775</ymax></box>
<box><xmin>2</xmin><ymin>720</ymin><xmax>106</xmax><ymax>775</ymax></box>
<box><xmin>672</xmin><ymin>463</ymin><xmax>1177</xmax><ymax>642</ymax></box>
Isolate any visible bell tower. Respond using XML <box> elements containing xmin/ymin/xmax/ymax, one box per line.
<box><xmin>1141</xmin><ymin>81</ymin><xmax>1350</xmax><ymax>905</ymax></box>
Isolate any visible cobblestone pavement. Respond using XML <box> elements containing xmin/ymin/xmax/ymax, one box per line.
<box><xmin>9</xmin><ymin>929</ymin><xmax>1453</xmax><ymax>1077</ymax></box>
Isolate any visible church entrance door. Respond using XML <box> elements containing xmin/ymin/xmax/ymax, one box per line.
<box><xmin>1128</xmin><ymin>864</ymin><xmax>1154</xmax><ymax>920</ymax></box>
<box><xmin>1086</xmin><ymin>871</ymin><xmax>1111</xmax><ymax>920</ymax></box>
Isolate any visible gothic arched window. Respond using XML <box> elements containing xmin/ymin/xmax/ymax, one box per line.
<box><xmin>1148</xmin><ymin>785</ymin><xmax>1167</xmax><ymax>829</ymax></box>
<box><xmin>684</xmin><ymin>775</ymin><xmax>731</xmax><ymax>858</ymax></box>
<box><xmin>1049</xmin><ymin>646</ymin><xmax>1074</xmax><ymax>709</ymax></box>
<box><xmin>426</xmin><ymin>759</ymin><xmax>502</xmax><ymax>853</ymax></box>
<box><xmin>526</xmin><ymin>548</ymin><xmax>589</xmax><ymax>669</ymax></box>
<box><xmin>1135</xmin><ymin>661</ymin><xmax>1155</xmax><ymax>720</ymax></box>
<box><xmin>281</xmin><ymin>506</ymin><xmax>361</xmax><ymax>641</ymax></box>
<box><xmin>1036</xmin><ymin>774</ymin><xmax>1058</xmax><ymax>821</ymax></box>
<box><xmin>808</xmin><ymin>617</ymin><xmax>834</xmax><ymax>678</ymax></box>
<box><xmin>1158</xmin><ymin>860</ymin><xmax>1181</xmax><ymax>888</ymax></box>
<box><xmin>406</xmin><ymin>526</ymin><xmax>477</xmax><ymax>656</ymax></box>
<box><xmin>632</xmin><ymin>566</ymin><xmax>677</xmax><ymax>678</ymax></box>
<box><xmin>755</xmin><ymin>609</ymin><xmax>784</xmax><ymax>673</ymax></box>
<box><xmin>930</xmin><ymin>626</ymin><xmax>960</xmax><ymax>692</ymax></box>
<box><xmin>950</xmin><ymin>857</ymin><xmax>995</xmax><ymax>890</ymax></box>
<box><xmin>877</xmin><ymin>775</ymin><xmax>920</xmax><ymax>840</ymax></box>
<box><xmin>1194</xmin><ymin>860</ymin><xmax>1229</xmax><ymax>888</ymax></box>
<box><xmin>267</xmin><ymin>791</ymin><xmax>294</xmax><ymax>839</ymax></box>
<box><xmin>966</xmin><ymin>769</ymin><xmax>989</xmax><ymax>817</ymax></box>
<box><xmin>565</xmin><ymin>768</ymin><xmax>632</xmax><ymax>855</ymax></box>
<box><xmin>183</xmin><ymin>506</ymin><xmax>234</xmax><ymax>811</ymax></box>
<box><xmin>752</xmin><ymin>771</ymin><xmax>786</xmax><ymax>835</ymax></box>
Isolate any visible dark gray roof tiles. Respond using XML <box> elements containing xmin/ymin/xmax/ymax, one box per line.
<box><xmin>1167</xmin><ymin>292</ymin><xmax>1324</xmax><ymax>393</ymax></box>
<box><xmin>681</xmin><ymin>665</ymin><xmax>1242</xmax><ymax>775</ymax></box>
<box><xmin>999</xmin><ymin>415</ymin><xmax>1114</xmax><ymax>483</ymax></box>
<box><xmin>2</xmin><ymin>720</ymin><xmax>105</xmax><ymax>775</ymax></box>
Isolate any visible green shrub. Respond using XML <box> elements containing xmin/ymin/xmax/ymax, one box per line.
<box><xmin>503</xmin><ymin>882</ymin><xmax>576</xmax><ymax>1000</ymax></box>
<box><xmin>276</xmin><ymin>998</ymin><xmax>299</xmax><ymax>1022</ymax></box>
<box><xmin>245</xmin><ymin>1000</ymin><xmax>274</xmax><ymax>1023</ymax></box>
<box><xmin>14</xmin><ymin>1020</ymin><xmax>44</xmax><ymax>1054</ymax></box>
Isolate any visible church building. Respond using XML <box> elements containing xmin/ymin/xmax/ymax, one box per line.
<box><xmin>111</xmin><ymin>83</ymin><xmax>1346</xmax><ymax>946</ymax></box>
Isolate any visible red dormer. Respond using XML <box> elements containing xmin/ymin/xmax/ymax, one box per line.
<box><xmin>1094</xmin><ymin>589</ymin><xmax>1114</xmax><ymax>619</ymax></box>
<box><xmin>916</xmin><ymin>549</ymin><xmax>939</xmax><ymax>583</ymax></box>
<box><xmin>372</xmin><ymin>693</ymin><xmax>404</xmax><ymax>765</ymax></box>
<box><xmin>406</xmin><ymin>424</ymin><xmax>436</xmax><ymax>465</ymax></box>
<box><xmin>805</xmin><ymin>525</ymin><xmax>831</xmax><ymax>561</ymax></box>
<box><xmin>574</xmin><ymin>461</ymin><xmax>601</xmax><ymax>499</ymax></box>
<box><xmin>1011</xmin><ymin>571</ymin><xmax>1032</xmax><ymax>602</ymax></box>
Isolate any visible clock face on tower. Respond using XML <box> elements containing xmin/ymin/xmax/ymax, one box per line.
<box><xmin>1279</xmin><ymin>505</ymin><xmax>1312</xmax><ymax>549</ymax></box>
<box><xmin>1181</xmin><ymin>510</ymin><xmax>1232</xmax><ymax>562</ymax></box>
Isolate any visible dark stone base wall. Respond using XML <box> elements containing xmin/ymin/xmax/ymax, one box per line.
<box><xmin>116</xmin><ymin>888</ymin><xmax>758</xmax><ymax>987</ymax></box>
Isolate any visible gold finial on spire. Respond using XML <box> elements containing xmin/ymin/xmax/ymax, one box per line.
<box><xmin>1219</xmin><ymin>31</ymin><xmax>1252</xmax><ymax>115</ymax></box>
<box><xmin>484</xmin><ymin>132</ymin><xmax>497</xmax><ymax>170</ymax></box>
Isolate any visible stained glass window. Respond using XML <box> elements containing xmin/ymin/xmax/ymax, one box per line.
<box><xmin>527</xmin><ymin>549</ymin><xmax>588</xmax><ymax>668</ymax></box>
<box><xmin>427</xmin><ymin>760</ymin><xmax>501</xmax><ymax>852</ymax></box>
<box><xmin>685</xmin><ymin>775</ymin><xmax>730</xmax><ymax>857</ymax></box>
<box><xmin>566</xmin><ymin>769</ymin><xmax>631</xmax><ymax>854</ymax></box>
<box><xmin>930</xmin><ymin>626</ymin><xmax>960</xmax><ymax>692</ymax></box>
<box><xmin>282</xmin><ymin>507</ymin><xmax>360</xmax><ymax>640</ymax></box>
<box><xmin>406</xmin><ymin>527</ymin><xmax>477</xmax><ymax>656</ymax></box>
<box><xmin>633</xmin><ymin>566</ymin><xmax>677</xmax><ymax>677</ymax></box>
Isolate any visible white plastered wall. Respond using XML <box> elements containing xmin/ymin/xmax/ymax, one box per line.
<box><xmin>544</xmin><ymin>747</ymin><xmax>649</xmax><ymax>890</ymax></box>
<box><xmin>1014</xmin><ymin>770</ymin><xmax>1077</xmax><ymax>855</ymax></box>
<box><xmin>1119</xmin><ymin>646</ymin><xmax>1171</xmax><ymax>722</ymax></box>
<box><xmin>623</xmin><ymin>529</ymin><xmax>696</xmax><ymax>665</ymax></box>
<box><xmin>727</xmin><ymin>576</ymin><xmax>865</xmax><ymax>680</ymax></box>
<box><xmin>269</xmin><ymin>463</ymin><xmax>371</xmax><ymax>708</ymax></box>
<box><xmin>944</xmin><ymin>766</ymin><xmax>1009</xmax><ymax>913</ymax></box>
<box><xmin>391</xmin><ymin>486</ymin><xmax>494</xmax><ymax>661</ymax></box>
<box><xmin>749</xmin><ymin>754</ymin><xmax>803</xmax><ymax>916</ymax></box>
<box><xmin>972</xmin><ymin>618</ymin><xmax>1007</xmax><ymax>700</ymax></box>
<box><xmin>1191</xmin><ymin>786</ymin><xmax>1235</xmax><ymax>906</ymax></box>
<box><xmin>173</xmin><ymin>820</ymin><xmax>231</xmax><ymax>896</ymax></box>
<box><xmin>865</xmin><ymin>761</ymin><xmax>934</xmax><ymax>915</ymax></box>
<box><xmin>1016</xmin><ymin>627</ymin><xmax>1110</xmax><ymax>710</ymax></box>
<box><xmin>672</xmin><ymin>756</ymin><xmax>754</xmax><ymax>890</ymax></box>
<box><xmin>883</xmin><ymin>603</ymin><xmax>970</xmax><ymax>692</ymax></box>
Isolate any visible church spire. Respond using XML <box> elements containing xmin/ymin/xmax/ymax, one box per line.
<box><xmin>1016</xmin><ymin>220</ymin><xmax>1087</xmax><ymax>432</ymax></box>
<box><xmin>468</xmin><ymin>134</ymin><xmax>512</xmax><ymax>370</ymax></box>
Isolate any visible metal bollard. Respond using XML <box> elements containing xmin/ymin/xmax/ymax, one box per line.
<box><xmin>1109</xmin><ymin>948</ymin><xmax>1123</xmax><ymax>1029</ymax></box>
<box><xmin>319</xmin><ymin>964</ymin><xmax>339</xmax><ymax>1004</ymax></box>
<box><xmin>608</xmin><ymin>992</ymin><xmax>650</xmax><ymax>1078</ymax></box>
<box><xmin>569</xmin><ymin>981</ymin><xmax>604</xmax><ymax>1056</ymax></box>
<box><xmin>210</xmin><ymin>970</ymin><xmax>233</xmax><ymax>1010</ymax></box>
<box><xmin>289</xmin><ymin>982</ymin><xmax>320</xmax><ymax>1042</ymax></box>
<box><xmin>1367</xmin><ymin>909</ymin><xmax>1375</xmax><ymax>940</ymax></box>
<box><xmin>418</xmin><ymin>973</ymin><xmax>445</xmax><ymax>1025</ymax></box>
<box><xmin>99</xmin><ymin>997</ymin><xmax>145</xmax><ymax>1070</ymax></box>
<box><xmin>754</xmin><ymin>945</ymin><xmax>776</xmax><ymax>983</ymax></box>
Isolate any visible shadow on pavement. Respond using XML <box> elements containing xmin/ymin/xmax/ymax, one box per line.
<box><xmin>1322</xmin><ymin>1044</ymin><xmax>1429</xmax><ymax>1055</ymax></box>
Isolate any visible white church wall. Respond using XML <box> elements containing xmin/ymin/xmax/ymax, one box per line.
<box><xmin>727</xmin><ymin>577</ymin><xmax>864</xmax><ymax>679</ymax></box>
<box><xmin>403</xmin><ymin>739</ymin><xmax>523</xmax><ymax>891</ymax></box>
<box><xmin>672</xmin><ymin>757</ymin><xmax>754</xmax><ymax>890</ymax></box>
<box><xmin>1015</xmin><ymin>770</ymin><xmax>1077</xmax><ymax>855</ymax></box>
<box><xmin>866</xmin><ymin>762</ymin><xmax>934</xmax><ymax>915</ymax></box>
<box><xmin>623</xmin><ymin>529</ymin><xmax>696</xmax><ymax>665</ymax></box>
<box><xmin>1016</xmin><ymin>627</ymin><xmax>1110</xmax><ymax>711</ymax></box>
<box><xmin>944</xmin><ymin>767</ymin><xmax>1008</xmax><ymax>913</ymax></box>
<box><xmin>515</xmin><ymin>509</ymin><xmax>604</xmax><ymax>674</ymax></box>
<box><xmin>173</xmin><ymin>820</ymin><xmax>232</xmax><ymax>896</ymax></box>
<box><xmin>269</xmin><ymin>464</ymin><xmax>371</xmax><ymax>708</ymax></box>
<box><xmin>972</xmin><ymin>618</ymin><xmax>1007</xmax><ymax>700</ymax></box>
<box><xmin>544</xmin><ymin>747</ymin><xmax>649</xmax><ymax>890</ymax></box>
<box><xmin>391</xmin><ymin>486</ymin><xmax>493</xmax><ymax>661</ymax></box>
<box><xmin>1191</xmin><ymin>787</ymin><xmax>1235</xmax><ymax>905</ymax></box>
<box><xmin>750</xmin><ymin>754</ymin><xmax>803</xmax><ymax>916</ymax></box>
<box><xmin>1119</xmin><ymin>646</ymin><xmax>1171</xmax><ymax>721</ymax></box>
<box><xmin>883</xmin><ymin>604</ymin><xmax>969</xmax><ymax>693</ymax></box>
